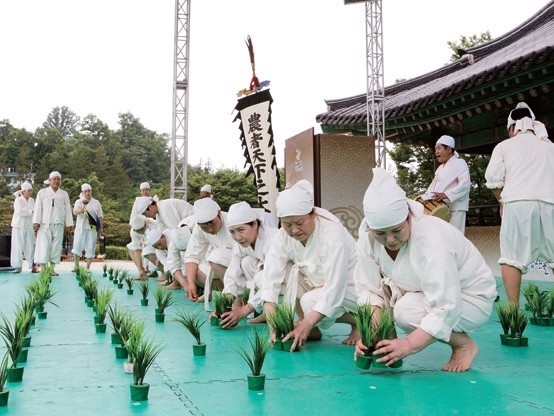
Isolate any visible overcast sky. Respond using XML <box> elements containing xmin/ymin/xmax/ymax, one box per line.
<box><xmin>0</xmin><ymin>0</ymin><xmax>549</xmax><ymax>170</ymax></box>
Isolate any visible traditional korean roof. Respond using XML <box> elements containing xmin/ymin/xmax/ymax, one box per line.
<box><xmin>316</xmin><ymin>1</ymin><xmax>554</xmax><ymax>154</ymax></box>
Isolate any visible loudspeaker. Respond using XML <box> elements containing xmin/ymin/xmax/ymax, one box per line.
<box><xmin>284</xmin><ymin>128</ymin><xmax>375</xmax><ymax>238</ymax></box>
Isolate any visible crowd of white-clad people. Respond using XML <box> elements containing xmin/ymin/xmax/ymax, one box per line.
<box><xmin>9</xmin><ymin>102</ymin><xmax>553</xmax><ymax>372</ymax></box>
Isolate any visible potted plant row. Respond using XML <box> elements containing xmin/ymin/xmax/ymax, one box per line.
<box><xmin>523</xmin><ymin>283</ymin><xmax>554</xmax><ymax>326</ymax></box>
<box><xmin>174</xmin><ymin>309</ymin><xmax>206</xmax><ymax>356</ymax></box>
<box><xmin>0</xmin><ymin>312</ymin><xmax>30</xmax><ymax>383</ymax></box>
<box><xmin>497</xmin><ymin>303</ymin><xmax>529</xmax><ymax>347</ymax></box>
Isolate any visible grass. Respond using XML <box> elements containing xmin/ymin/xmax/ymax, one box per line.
<box><xmin>0</xmin><ymin>351</ymin><xmax>9</xmax><ymax>392</ymax></box>
<box><xmin>132</xmin><ymin>334</ymin><xmax>165</xmax><ymax>386</ymax></box>
<box><xmin>372</xmin><ymin>308</ymin><xmax>396</xmax><ymax>343</ymax></box>
<box><xmin>354</xmin><ymin>303</ymin><xmax>373</xmax><ymax>353</ymax></box>
<box><xmin>235</xmin><ymin>327</ymin><xmax>269</xmax><ymax>376</ymax></box>
<box><xmin>139</xmin><ymin>281</ymin><xmax>150</xmax><ymax>300</ymax></box>
<box><xmin>266</xmin><ymin>303</ymin><xmax>295</xmax><ymax>340</ymax></box>
<box><xmin>0</xmin><ymin>312</ymin><xmax>29</xmax><ymax>369</ymax></box>
<box><xmin>213</xmin><ymin>290</ymin><xmax>234</xmax><ymax>317</ymax></box>
<box><xmin>95</xmin><ymin>288</ymin><xmax>115</xmax><ymax>325</ymax></box>
<box><xmin>174</xmin><ymin>309</ymin><xmax>205</xmax><ymax>345</ymax></box>
<box><xmin>153</xmin><ymin>287</ymin><xmax>174</xmax><ymax>313</ymax></box>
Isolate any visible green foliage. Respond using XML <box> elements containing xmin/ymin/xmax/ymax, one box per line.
<box><xmin>26</xmin><ymin>279</ymin><xmax>57</xmax><ymax>310</ymax></box>
<box><xmin>265</xmin><ymin>303</ymin><xmax>295</xmax><ymax>340</ymax></box>
<box><xmin>497</xmin><ymin>303</ymin><xmax>528</xmax><ymax>337</ymax></box>
<box><xmin>131</xmin><ymin>334</ymin><xmax>165</xmax><ymax>386</ymax></box>
<box><xmin>0</xmin><ymin>313</ymin><xmax>29</xmax><ymax>369</ymax></box>
<box><xmin>122</xmin><ymin>271</ymin><xmax>134</xmax><ymax>290</ymax></box>
<box><xmin>212</xmin><ymin>291</ymin><xmax>234</xmax><ymax>317</ymax></box>
<box><xmin>235</xmin><ymin>327</ymin><xmax>270</xmax><ymax>376</ymax></box>
<box><xmin>104</xmin><ymin>246</ymin><xmax>131</xmax><ymax>261</ymax></box>
<box><xmin>0</xmin><ymin>351</ymin><xmax>9</xmax><ymax>391</ymax></box>
<box><xmin>372</xmin><ymin>309</ymin><xmax>396</xmax><ymax>343</ymax></box>
<box><xmin>174</xmin><ymin>310</ymin><xmax>206</xmax><ymax>345</ymax></box>
<box><xmin>447</xmin><ymin>32</ymin><xmax>492</xmax><ymax>63</ymax></box>
<box><xmin>82</xmin><ymin>277</ymin><xmax>99</xmax><ymax>303</ymax></box>
<box><xmin>354</xmin><ymin>303</ymin><xmax>374</xmax><ymax>351</ymax></box>
<box><xmin>125</xmin><ymin>319</ymin><xmax>146</xmax><ymax>365</ymax></box>
<box><xmin>153</xmin><ymin>287</ymin><xmax>174</xmax><ymax>313</ymax></box>
<box><xmin>139</xmin><ymin>281</ymin><xmax>150</xmax><ymax>300</ymax></box>
<box><xmin>522</xmin><ymin>283</ymin><xmax>550</xmax><ymax>318</ymax></box>
<box><xmin>95</xmin><ymin>288</ymin><xmax>115</xmax><ymax>325</ymax></box>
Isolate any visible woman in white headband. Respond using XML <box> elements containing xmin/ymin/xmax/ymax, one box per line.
<box><xmin>485</xmin><ymin>102</ymin><xmax>554</xmax><ymax>304</ymax></box>
<box><xmin>354</xmin><ymin>168</ymin><xmax>496</xmax><ymax>372</ymax></box>
<box><xmin>10</xmin><ymin>182</ymin><xmax>38</xmax><ymax>273</ymax></box>
<box><xmin>260</xmin><ymin>180</ymin><xmax>359</xmax><ymax>351</ymax></box>
<box><xmin>213</xmin><ymin>201</ymin><xmax>278</xmax><ymax>328</ymax></box>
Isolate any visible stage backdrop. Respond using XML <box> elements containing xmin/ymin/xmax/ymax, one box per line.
<box><xmin>284</xmin><ymin>128</ymin><xmax>375</xmax><ymax>238</ymax></box>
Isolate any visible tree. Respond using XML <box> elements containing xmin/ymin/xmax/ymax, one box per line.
<box><xmin>42</xmin><ymin>106</ymin><xmax>81</xmax><ymax>138</ymax></box>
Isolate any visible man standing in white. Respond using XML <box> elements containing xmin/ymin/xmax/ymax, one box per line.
<box><xmin>32</xmin><ymin>171</ymin><xmax>73</xmax><ymax>276</ymax></box>
<box><xmin>485</xmin><ymin>102</ymin><xmax>554</xmax><ymax>305</ymax></box>
<box><xmin>421</xmin><ymin>135</ymin><xmax>471</xmax><ymax>234</ymax></box>
<box><xmin>10</xmin><ymin>182</ymin><xmax>38</xmax><ymax>273</ymax></box>
<box><xmin>72</xmin><ymin>183</ymin><xmax>103</xmax><ymax>271</ymax></box>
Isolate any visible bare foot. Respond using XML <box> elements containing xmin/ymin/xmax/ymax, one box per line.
<box><xmin>342</xmin><ymin>326</ymin><xmax>360</xmax><ymax>345</ymax></box>
<box><xmin>51</xmin><ymin>270</ymin><xmax>59</xmax><ymax>276</ymax></box>
<box><xmin>442</xmin><ymin>337</ymin><xmax>478</xmax><ymax>372</ymax></box>
<box><xmin>195</xmin><ymin>294</ymin><xmax>205</xmax><ymax>303</ymax></box>
<box><xmin>156</xmin><ymin>279</ymin><xmax>168</xmax><ymax>286</ymax></box>
<box><xmin>308</xmin><ymin>327</ymin><xmax>323</xmax><ymax>341</ymax></box>
<box><xmin>133</xmin><ymin>275</ymin><xmax>148</xmax><ymax>281</ymax></box>
<box><xmin>164</xmin><ymin>280</ymin><xmax>182</xmax><ymax>290</ymax></box>
<box><xmin>247</xmin><ymin>313</ymin><xmax>267</xmax><ymax>324</ymax></box>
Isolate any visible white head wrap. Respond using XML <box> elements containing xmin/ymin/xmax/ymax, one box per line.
<box><xmin>49</xmin><ymin>171</ymin><xmax>61</xmax><ymax>180</ymax></box>
<box><xmin>200</xmin><ymin>184</ymin><xmax>212</xmax><ymax>193</ymax></box>
<box><xmin>506</xmin><ymin>102</ymin><xmax>548</xmax><ymax>140</ymax></box>
<box><xmin>193</xmin><ymin>198</ymin><xmax>220</xmax><ymax>223</ymax></box>
<box><xmin>81</xmin><ymin>183</ymin><xmax>92</xmax><ymax>192</ymax></box>
<box><xmin>139</xmin><ymin>182</ymin><xmax>150</xmax><ymax>190</ymax></box>
<box><xmin>130</xmin><ymin>215</ymin><xmax>146</xmax><ymax>231</ymax></box>
<box><xmin>436</xmin><ymin>135</ymin><xmax>459</xmax><ymax>157</ymax></box>
<box><xmin>363</xmin><ymin>168</ymin><xmax>409</xmax><ymax>229</ymax></box>
<box><xmin>135</xmin><ymin>197</ymin><xmax>153</xmax><ymax>215</ymax></box>
<box><xmin>13</xmin><ymin>182</ymin><xmax>32</xmax><ymax>197</ymax></box>
<box><xmin>227</xmin><ymin>201</ymin><xmax>258</xmax><ymax>228</ymax></box>
<box><xmin>145</xmin><ymin>229</ymin><xmax>163</xmax><ymax>246</ymax></box>
<box><xmin>276</xmin><ymin>180</ymin><xmax>315</xmax><ymax>218</ymax></box>
<box><xmin>507</xmin><ymin>102</ymin><xmax>535</xmax><ymax>128</ymax></box>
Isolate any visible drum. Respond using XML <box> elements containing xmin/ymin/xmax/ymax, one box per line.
<box><xmin>415</xmin><ymin>196</ymin><xmax>451</xmax><ymax>222</ymax></box>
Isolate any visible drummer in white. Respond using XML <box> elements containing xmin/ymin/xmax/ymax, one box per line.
<box><xmin>421</xmin><ymin>135</ymin><xmax>471</xmax><ymax>234</ymax></box>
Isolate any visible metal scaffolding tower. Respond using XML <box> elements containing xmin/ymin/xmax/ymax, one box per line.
<box><xmin>364</xmin><ymin>0</ymin><xmax>386</xmax><ymax>168</ymax></box>
<box><xmin>170</xmin><ymin>0</ymin><xmax>191</xmax><ymax>199</ymax></box>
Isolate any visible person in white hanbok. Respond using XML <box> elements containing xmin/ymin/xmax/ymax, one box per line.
<box><xmin>261</xmin><ymin>180</ymin><xmax>359</xmax><ymax>351</ymax></box>
<box><xmin>354</xmin><ymin>168</ymin><xmax>496</xmax><ymax>372</ymax></box>
<box><xmin>127</xmin><ymin>182</ymin><xmax>158</xmax><ymax>280</ymax></box>
<box><xmin>71</xmin><ymin>183</ymin><xmax>103</xmax><ymax>271</ymax></box>
<box><xmin>10</xmin><ymin>182</ymin><xmax>37</xmax><ymax>273</ymax></box>
<box><xmin>32</xmin><ymin>171</ymin><xmax>73</xmax><ymax>275</ymax></box>
<box><xmin>420</xmin><ymin>135</ymin><xmax>470</xmax><ymax>234</ymax></box>
<box><xmin>215</xmin><ymin>201</ymin><xmax>278</xmax><ymax>328</ymax></box>
<box><xmin>485</xmin><ymin>102</ymin><xmax>554</xmax><ymax>304</ymax></box>
<box><xmin>184</xmin><ymin>198</ymin><xmax>234</xmax><ymax>305</ymax></box>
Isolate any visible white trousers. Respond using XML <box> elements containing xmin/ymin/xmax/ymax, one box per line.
<box><xmin>449</xmin><ymin>211</ymin><xmax>466</xmax><ymax>235</ymax></box>
<box><xmin>500</xmin><ymin>200</ymin><xmax>554</xmax><ymax>273</ymax></box>
<box><xmin>72</xmin><ymin>227</ymin><xmax>97</xmax><ymax>259</ymax></box>
<box><xmin>34</xmin><ymin>224</ymin><xmax>64</xmax><ymax>265</ymax></box>
<box><xmin>10</xmin><ymin>226</ymin><xmax>35</xmax><ymax>269</ymax></box>
<box><xmin>297</xmin><ymin>279</ymin><xmax>357</xmax><ymax>330</ymax></box>
<box><xmin>393</xmin><ymin>292</ymin><xmax>493</xmax><ymax>340</ymax></box>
